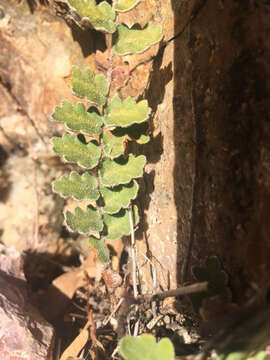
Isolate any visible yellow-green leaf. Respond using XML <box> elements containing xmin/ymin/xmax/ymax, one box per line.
<box><xmin>102</xmin><ymin>129</ymin><xmax>127</xmax><ymax>159</ymax></box>
<box><xmin>71</xmin><ymin>66</ymin><xmax>109</xmax><ymax>106</ymax></box>
<box><xmin>88</xmin><ymin>236</ymin><xmax>110</xmax><ymax>263</ymax></box>
<box><xmin>65</xmin><ymin>206</ymin><xmax>103</xmax><ymax>234</ymax></box>
<box><xmin>119</xmin><ymin>334</ymin><xmax>174</xmax><ymax>360</ymax></box>
<box><xmin>103</xmin><ymin>206</ymin><xmax>139</xmax><ymax>240</ymax></box>
<box><xmin>114</xmin><ymin>0</ymin><xmax>140</xmax><ymax>12</ymax></box>
<box><xmin>101</xmin><ymin>180</ymin><xmax>139</xmax><ymax>214</ymax></box>
<box><xmin>52</xmin><ymin>171</ymin><xmax>99</xmax><ymax>201</ymax></box>
<box><xmin>68</xmin><ymin>0</ymin><xmax>116</xmax><ymax>33</ymax></box>
<box><xmin>99</xmin><ymin>154</ymin><xmax>146</xmax><ymax>186</ymax></box>
<box><xmin>52</xmin><ymin>133</ymin><xmax>101</xmax><ymax>169</ymax></box>
<box><xmin>52</xmin><ymin>100</ymin><xmax>103</xmax><ymax>136</ymax></box>
<box><xmin>113</xmin><ymin>22</ymin><xmax>163</xmax><ymax>55</ymax></box>
<box><xmin>104</xmin><ymin>96</ymin><xmax>151</xmax><ymax>128</ymax></box>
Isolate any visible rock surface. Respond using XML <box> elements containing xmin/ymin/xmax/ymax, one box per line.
<box><xmin>0</xmin><ymin>0</ymin><xmax>269</xmax><ymax>303</ymax></box>
<box><xmin>0</xmin><ymin>244</ymin><xmax>55</xmax><ymax>360</ymax></box>
<box><xmin>173</xmin><ymin>0</ymin><xmax>270</xmax><ymax>300</ymax></box>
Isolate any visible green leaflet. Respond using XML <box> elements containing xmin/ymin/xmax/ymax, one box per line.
<box><xmin>52</xmin><ymin>171</ymin><xmax>99</xmax><ymax>201</ymax></box>
<box><xmin>217</xmin><ymin>351</ymin><xmax>265</xmax><ymax>360</ymax></box>
<box><xmin>118</xmin><ymin>122</ymin><xmax>151</xmax><ymax>144</ymax></box>
<box><xmin>49</xmin><ymin>0</ymin><xmax>163</xmax><ymax>265</ymax></box>
<box><xmin>101</xmin><ymin>180</ymin><xmax>139</xmax><ymax>214</ymax></box>
<box><xmin>99</xmin><ymin>154</ymin><xmax>146</xmax><ymax>186</ymax></box>
<box><xmin>71</xmin><ymin>66</ymin><xmax>109</xmax><ymax>106</ymax></box>
<box><xmin>114</xmin><ymin>0</ymin><xmax>140</xmax><ymax>12</ymax></box>
<box><xmin>113</xmin><ymin>22</ymin><xmax>163</xmax><ymax>55</ymax></box>
<box><xmin>103</xmin><ymin>206</ymin><xmax>139</xmax><ymax>241</ymax></box>
<box><xmin>119</xmin><ymin>334</ymin><xmax>174</xmax><ymax>360</ymax></box>
<box><xmin>51</xmin><ymin>100</ymin><xmax>103</xmax><ymax>136</ymax></box>
<box><xmin>128</xmin><ymin>122</ymin><xmax>150</xmax><ymax>144</ymax></box>
<box><xmin>102</xmin><ymin>124</ymin><xmax>150</xmax><ymax>159</ymax></box>
<box><xmin>104</xmin><ymin>96</ymin><xmax>151</xmax><ymax>127</ymax></box>
<box><xmin>88</xmin><ymin>236</ymin><xmax>110</xmax><ymax>264</ymax></box>
<box><xmin>68</xmin><ymin>0</ymin><xmax>116</xmax><ymax>33</ymax></box>
<box><xmin>65</xmin><ymin>206</ymin><xmax>103</xmax><ymax>234</ymax></box>
<box><xmin>102</xmin><ymin>129</ymin><xmax>127</xmax><ymax>159</ymax></box>
<box><xmin>51</xmin><ymin>133</ymin><xmax>101</xmax><ymax>169</ymax></box>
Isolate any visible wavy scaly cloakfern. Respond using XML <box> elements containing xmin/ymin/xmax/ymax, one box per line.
<box><xmin>51</xmin><ymin>0</ymin><xmax>162</xmax><ymax>263</ymax></box>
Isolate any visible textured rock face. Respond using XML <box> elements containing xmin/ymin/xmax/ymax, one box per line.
<box><xmin>0</xmin><ymin>0</ymin><xmax>179</xmax><ymax>290</ymax></box>
<box><xmin>0</xmin><ymin>245</ymin><xmax>54</xmax><ymax>360</ymax></box>
<box><xmin>173</xmin><ymin>0</ymin><xmax>270</xmax><ymax>298</ymax></box>
<box><xmin>0</xmin><ymin>0</ymin><xmax>89</xmax><ymax>251</ymax></box>
<box><xmin>0</xmin><ymin>0</ymin><xmax>270</xmax><ymax>302</ymax></box>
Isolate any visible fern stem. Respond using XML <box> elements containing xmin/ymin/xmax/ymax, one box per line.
<box><xmin>128</xmin><ymin>205</ymin><xmax>138</xmax><ymax>298</ymax></box>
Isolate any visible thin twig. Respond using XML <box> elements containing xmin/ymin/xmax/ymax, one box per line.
<box><xmin>84</xmin><ymin>272</ymin><xmax>98</xmax><ymax>358</ymax></box>
<box><xmin>116</xmin><ymin>282</ymin><xmax>207</xmax><ymax>339</ymax></box>
<box><xmin>103</xmin><ymin>297</ymin><xmax>124</xmax><ymax>326</ymax></box>
<box><xmin>105</xmin><ymin>33</ymin><xmax>114</xmax><ymax>98</ymax></box>
<box><xmin>133</xmin><ymin>319</ymin><xmax>140</xmax><ymax>337</ymax></box>
<box><xmin>136</xmin><ymin>281</ymin><xmax>208</xmax><ymax>303</ymax></box>
<box><xmin>128</xmin><ymin>205</ymin><xmax>138</xmax><ymax>299</ymax></box>
<box><xmin>128</xmin><ymin>205</ymin><xmax>140</xmax><ymax>336</ymax></box>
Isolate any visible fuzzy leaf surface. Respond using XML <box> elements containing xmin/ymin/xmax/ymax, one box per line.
<box><xmin>88</xmin><ymin>237</ymin><xmax>110</xmax><ymax>264</ymax></box>
<box><xmin>102</xmin><ymin>130</ymin><xmax>127</xmax><ymax>159</ymax></box>
<box><xmin>114</xmin><ymin>0</ymin><xmax>140</xmax><ymax>12</ymax></box>
<box><xmin>65</xmin><ymin>206</ymin><xmax>103</xmax><ymax>234</ymax></box>
<box><xmin>52</xmin><ymin>100</ymin><xmax>103</xmax><ymax>136</ymax></box>
<box><xmin>128</xmin><ymin>122</ymin><xmax>150</xmax><ymax>144</ymax></box>
<box><xmin>119</xmin><ymin>334</ymin><xmax>174</xmax><ymax>360</ymax></box>
<box><xmin>102</xmin><ymin>124</ymin><xmax>150</xmax><ymax>159</ymax></box>
<box><xmin>68</xmin><ymin>0</ymin><xmax>116</xmax><ymax>33</ymax></box>
<box><xmin>71</xmin><ymin>66</ymin><xmax>109</xmax><ymax>106</ymax></box>
<box><xmin>115</xmin><ymin>123</ymin><xmax>150</xmax><ymax>144</ymax></box>
<box><xmin>100</xmin><ymin>154</ymin><xmax>146</xmax><ymax>186</ymax></box>
<box><xmin>113</xmin><ymin>23</ymin><xmax>163</xmax><ymax>55</ymax></box>
<box><xmin>52</xmin><ymin>171</ymin><xmax>99</xmax><ymax>201</ymax></box>
<box><xmin>101</xmin><ymin>180</ymin><xmax>138</xmax><ymax>214</ymax></box>
<box><xmin>52</xmin><ymin>133</ymin><xmax>101</xmax><ymax>169</ymax></box>
<box><xmin>103</xmin><ymin>206</ymin><xmax>139</xmax><ymax>240</ymax></box>
<box><xmin>104</xmin><ymin>96</ymin><xmax>150</xmax><ymax>127</ymax></box>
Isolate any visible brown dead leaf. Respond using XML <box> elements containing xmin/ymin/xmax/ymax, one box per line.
<box><xmin>60</xmin><ymin>320</ymin><xmax>91</xmax><ymax>360</ymax></box>
<box><xmin>52</xmin><ymin>249</ymin><xmax>99</xmax><ymax>300</ymax></box>
<box><xmin>52</xmin><ymin>269</ymin><xmax>85</xmax><ymax>299</ymax></box>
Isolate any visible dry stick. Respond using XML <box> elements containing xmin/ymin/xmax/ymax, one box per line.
<box><xmin>136</xmin><ymin>281</ymin><xmax>208</xmax><ymax>303</ymax></box>
<box><xmin>128</xmin><ymin>205</ymin><xmax>138</xmax><ymax>299</ymax></box>
<box><xmin>103</xmin><ymin>297</ymin><xmax>124</xmax><ymax>326</ymax></box>
<box><xmin>84</xmin><ymin>272</ymin><xmax>98</xmax><ymax>359</ymax></box>
<box><xmin>116</xmin><ymin>282</ymin><xmax>208</xmax><ymax>340</ymax></box>
<box><xmin>105</xmin><ymin>33</ymin><xmax>113</xmax><ymax>97</ymax></box>
<box><xmin>128</xmin><ymin>205</ymin><xmax>140</xmax><ymax>337</ymax></box>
